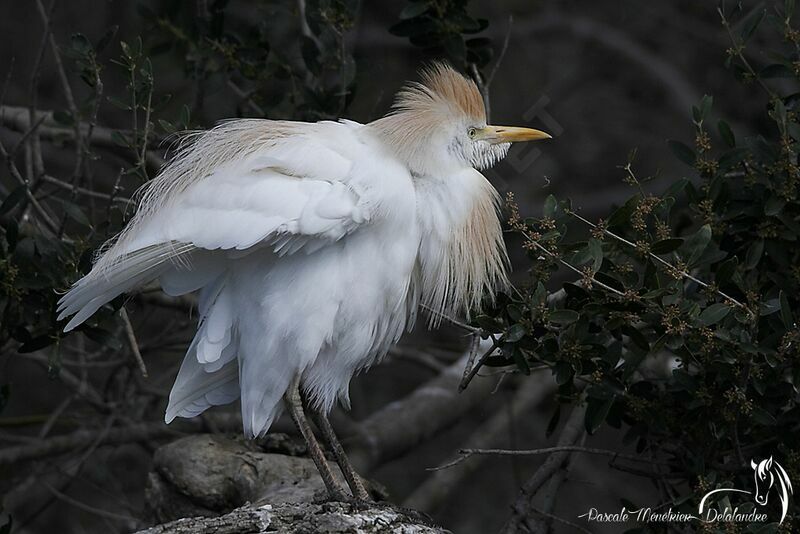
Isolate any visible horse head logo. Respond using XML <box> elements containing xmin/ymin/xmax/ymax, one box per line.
<box><xmin>751</xmin><ymin>456</ymin><xmax>793</xmax><ymax>523</ymax></box>
<box><xmin>699</xmin><ymin>456</ymin><xmax>793</xmax><ymax>525</ymax></box>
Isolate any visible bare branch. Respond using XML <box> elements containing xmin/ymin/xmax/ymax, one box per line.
<box><xmin>227</xmin><ymin>80</ymin><xmax>265</xmax><ymax>116</ymax></box>
<box><xmin>348</xmin><ymin>340</ymin><xmax>500</xmax><ymax>472</ymax></box>
<box><xmin>0</xmin><ymin>422</ymin><xmax>181</xmax><ymax>466</ymax></box>
<box><xmin>41</xmin><ymin>174</ymin><xmax>132</xmax><ymax>205</ymax></box>
<box><xmin>500</xmin><ymin>403</ymin><xmax>587</xmax><ymax>534</ymax></box>
<box><xmin>459</xmin><ymin>338</ymin><xmax>499</xmax><ymax>392</ymax></box>
<box><xmin>1</xmin><ymin>105</ymin><xmax>166</xmax><ymax>170</ymax></box>
<box><xmin>120</xmin><ymin>307</ymin><xmax>148</xmax><ymax>377</ymax></box>
<box><xmin>404</xmin><ymin>371</ymin><xmax>554</xmax><ymax>512</ymax></box>
<box><xmin>35</xmin><ymin>0</ymin><xmax>85</xmax><ymax>185</ymax></box>
<box><xmin>434</xmin><ymin>444</ymin><xmax>677</xmax><ymax>471</ymax></box>
<box><xmin>0</xmin><ymin>137</ymin><xmax>60</xmax><ymax>233</ymax></box>
<box><xmin>42</xmin><ymin>481</ymin><xmax>138</xmax><ymax>523</ymax></box>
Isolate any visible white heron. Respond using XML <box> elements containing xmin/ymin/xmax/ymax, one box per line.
<box><xmin>57</xmin><ymin>63</ymin><xmax>551</xmax><ymax>501</ymax></box>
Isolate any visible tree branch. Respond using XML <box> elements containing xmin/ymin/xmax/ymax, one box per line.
<box><xmin>0</xmin><ymin>422</ymin><xmax>181</xmax><ymax>466</ymax></box>
<box><xmin>348</xmin><ymin>340</ymin><xmax>499</xmax><ymax>472</ymax></box>
<box><xmin>404</xmin><ymin>370</ymin><xmax>554</xmax><ymax>512</ymax></box>
<box><xmin>435</xmin><ymin>445</ymin><xmax>677</xmax><ymax>471</ymax></box>
<box><xmin>1</xmin><ymin>105</ymin><xmax>166</xmax><ymax>170</ymax></box>
<box><xmin>500</xmin><ymin>403</ymin><xmax>587</xmax><ymax>534</ymax></box>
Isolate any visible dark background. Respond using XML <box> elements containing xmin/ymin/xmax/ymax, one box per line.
<box><xmin>0</xmin><ymin>1</ymin><xmax>771</xmax><ymax>533</ymax></box>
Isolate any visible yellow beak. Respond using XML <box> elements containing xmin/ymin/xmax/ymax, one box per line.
<box><xmin>478</xmin><ymin>125</ymin><xmax>552</xmax><ymax>144</ymax></box>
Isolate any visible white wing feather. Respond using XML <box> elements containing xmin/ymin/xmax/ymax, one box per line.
<box><xmin>57</xmin><ymin>120</ymin><xmax>373</xmax><ymax>330</ymax></box>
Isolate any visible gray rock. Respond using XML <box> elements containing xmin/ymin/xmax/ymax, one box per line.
<box><xmin>146</xmin><ymin>434</ymin><xmax>341</xmax><ymax>522</ymax></box>
<box><xmin>136</xmin><ymin>501</ymin><xmax>450</xmax><ymax>534</ymax></box>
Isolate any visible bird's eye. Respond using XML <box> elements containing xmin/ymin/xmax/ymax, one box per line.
<box><xmin>468</xmin><ymin>127</ymin><xmax>478</xmax><ymax>139</ymax></box>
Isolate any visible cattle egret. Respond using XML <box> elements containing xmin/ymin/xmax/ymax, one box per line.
<box><xmin>57</xmin><ymin>63</ymin><xmax>551</xmax><ymax>501</ymax></box>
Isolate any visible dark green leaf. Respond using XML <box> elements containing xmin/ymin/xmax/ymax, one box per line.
<box><xmin>399</xmin><ymin>3</ymin><xmax>429</xmax><ymax>19</ymax></box>
<box><xmin>70</xmin><ymin>33</ymin><xmax>92</xmax><ymax>55</ymax></box>
<box><xmin>718</xmin><ymin>120</ymin><xmax>736</xmax><ymax>147</ymax></box>
<box><xmin>760</xmin><ymin>298</ymin><xmax>781</xmax><ymax>316</ymax></box>
<box><xmin>667</xmin><ymin>140</ymin><xmax>696</xmax><ymax>166</ymax></box>
<box><xmin>585</xmin><ymin>396</ymin><xmax>614</xmax><ymax>434</ymax></box>
<box><xmin>607</xmin><ymin>196</ymin><xmax>640</xmax><ymax>228</ymax></box>
<box><xmin>764</xmin><ymin>195</ymin><xmax>786</xmax><ymax>216</ymax></box>
<box><xmin>715</xmin><ymin>257</ymin><xmax>738</xmax><ymax>285</ymax></box>
<box><xmin>760</xmin><ymin>63</ymin><xmax>793</xmax><ymax>78</ymax></box>
<box><xmin>621</xmin><ymin>325</ymin><xmax>650</xmax><ymax>351</ymax></box>
<box><xmin>442</xmin><ymin>34</ymin><xmax>466</xmax><ymax>65</ymax></box>
<box><xmin>554</xmin><ymin>362</ymin><xmax>574</xmax><ymax>385</ymax></box>
<box><xmin>506</xmin><ymin>304</ymin><xmax>523</xmax><ymax>322</ymax></box>
<box><xmin>740</xmin><ymin>8</ymin><xmax>766</xmax><ymax>43</ymax></box>
<box><xmin>0</xmin><ymin>186</ymin><xmax>28</xmax><ymax>217</ymax></box>
<box><xmin>474</xmin><ymin>315</ymin><xmax>502</xmax><ymax>332</ymax></box>
<box><xmin>52</xmin><ymin>110</ymin><xmax>74</xmax><ymax>126</ymax></box>
<box><xmin>650</xmin><ymin>238</ymin><xmax>683</xmax><ymax>254</ymax></box>
<box><xmin>543</xmin><ymin>194</ymin><xmax>557</xmax><ymax>218</ymax></box>
<box><xmin>663</xmin><ymin>178</ymin><xmax>689</xmax><ymax>200</ymax></box>
<box><xmin>718</xmin><ymin>147</ymin><xmax>748</xmax><ymax>170</ymax></box>
<box><xmin>697</xmin><ymin>94</ymin><xmax>713</xmax><ymax>123</ymax></box>
<box><xmin>504</xmin><ymin>324</ymin><xmax>527</xmax><ymax>343</ymax></box>
<box><xmin>699</xmin><ymin>303</ymin><xmax>731</xmax><ymax>326</ymax></box>
<box><xmin>745</xmin><ymin>240</ymin><xmax>764</xmax><ymax>269</ymax></box>
<box><xmin>95</xmin><ymin>25</ymin><xmax>118</xmax><ymax>53</ymax></box>
<box><xmin>110</xmin><ymin>130</ymin><xmax>129</xmax><ymax>147</ymax></box>
<box><xmin>548</xmin><ymin>309</ymin><xmax>580</xmax><ymax>324</ymax></box>
<box><xmin>751</xmin><ymin>405</ymin><xmax>777</xmax><ymax>425</ymax></box>
<box><xmin>681</xmin><ymin>224</ymin><xmax>712</xmax><ymax>266</ymax></box>
<box><xmin>545</xmin><ymin>404</ymin><xmax>561</xmax><ymax>437</ymax></box>
<box><xmin>573</xmin><ymin>239</ymin><xmax>602</xmax><ymax>271</ymax></box>
<box><xmin>54</xmin><ymin>199</ymin><xmax>91</xmax><ymax>227</ymax></box>
<box><xmin>779</xmin><ymin>291</ymin><xmax>794</xmax><ymax>329</ymax></box>
<box><xmin>507</xmin><ymin>345</ymin><xmax>530</xmax><ymax>375</ymax></box>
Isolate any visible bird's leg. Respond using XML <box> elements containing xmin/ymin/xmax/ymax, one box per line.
<box><xmin>283</xmin><ymin>377</ymin><xmax>348</xmax><ymax>501</ymax></box>
<box><xmin>304</xmin><ymin>401</ymin><xmax>372</xmax><ymax>502</ymax></box>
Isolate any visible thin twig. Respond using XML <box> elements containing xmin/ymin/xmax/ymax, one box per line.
<box><xmin>35</xmin><ymin>0</ymin><xmax>85</xmax><ymax>185</ymax></box>
<box><xmin>527</xmin><ymin>234</ymin><xmax>626</xmax><ymax>297</ymax></box>
<box><xmin>388</xmin><ymin>346</ymin><xmax>448</xmax><ymax>373</ymax></box>
<box><xmin>38</xmin><ymin>395</ymin><xmax>75</xmax><ymax>439</ymax></box>
<box><xmin>226</xmin><ymin>80</ymin><xmax>265</xmax><ymax>116</ymax></box>
<box><xmin>0</xmin><ymin>137</ymin><xmax>60</xmax><ymax>233</ymax></box>
<box><xmin>419</xmin><ymin>303</ymin><xmax>481</xmax><ymax>333</ymax></box>
<box><xmin>717</xmin><ymin>7</ymin><xmax>776</xmax><ymax>100</ymax></box>
<box><xmin>42</xmin><ymin>481</ymin><xmax>137</xmax><ymax>523</ymax></box>
<box><xmin>1</xmin><ymin>104</ymin><xmax>166</xmax><ymax>170</ymax></box>
<box><xmin>485</xmin><ymin>15</ymin><xmax>513</xmax><ymax>91</ymax></box>
<box><xmin>0</xmin><ymin>422</ymin><xmax>180</xmax><ymax>466</ymax></box>
<box><xmin>26</xmin><ymin>0</ymin><xmax>54</xmax><ymax>182</ymax></box>
<box><xmin>461</xmin><ymin>333</ymin><xmax>481</xmax><ymax>385</ymax></box>
<box><xmin>41</xmin><ymin>174</ymin><xmax>131</xmax><ymax>205</ymax></box>
<box><xmin>21</xmin><ymin>352</ymin><xmax>107</xmax><ymax>409</ymax></box>
<box><xmin>501</xmin><ymin>403</ymin><xmax>587</xmax><ymax>534</ymax></box>
<box><xmin>459</xmin><ymin>339</ymin><xmax>499</xmax><ymax>392</ymax></box>
<box><xmin>469</xmin><ymin>63</ymin><xmax>489</xmax><ymax>119</ymax></box>
<box><xmin>297</xmin><ymin>0</ymin><xmax>321</xmax><ymax>48</ymax></box>
<box><xmin>566</xmin><ymin>208</ymin><xmax>748</xmax><ymax>311</ymax></box>
<box><xmin>432</xmin><ymin>445</ymin><xmax>678</xmax><ymax>471</ymax></box>
<box><xmin>120</xmin><ymin>308</ymin><xmax>148</xmax><ymax>378</ymax></box>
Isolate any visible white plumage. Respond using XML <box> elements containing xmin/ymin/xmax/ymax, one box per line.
<box><xmin>57</xmin><ymin>63</ymin><xmax>550</xmax><ymax>441</ymax></box>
